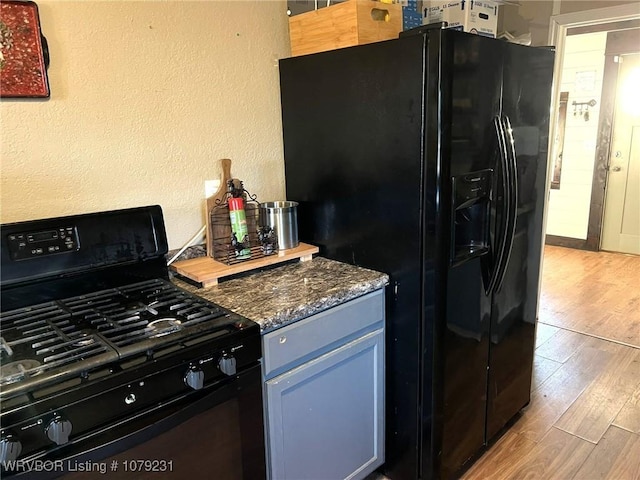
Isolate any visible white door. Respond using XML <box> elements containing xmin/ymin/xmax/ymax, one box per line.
<box><xmin>601</xmin><ymin>53</ymin><xmax>640</xmax><ymax>255</ymax></box>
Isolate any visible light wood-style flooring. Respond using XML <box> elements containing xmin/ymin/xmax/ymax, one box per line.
<box><xmin>463</xmin><ymin>245</ymin><xmax>640</xmax><ymax>480</ymax></box>
<box><xmin>539</xmin><ymin>245</ymin><xmax>640</xmax><ymax>348</ymax></box>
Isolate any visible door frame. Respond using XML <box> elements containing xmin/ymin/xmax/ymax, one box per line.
<box><xmin>544</xmin><ymin>4</ymin><xmax>640</xmax><ymax>250</ymax></box>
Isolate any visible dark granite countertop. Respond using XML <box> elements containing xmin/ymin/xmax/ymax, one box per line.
<box><xmin>172</xmin><ymin>256</ymin><xmax>388</xmax><ymax>334</ymax></box>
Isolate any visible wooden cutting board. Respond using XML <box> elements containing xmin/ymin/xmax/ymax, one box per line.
<box><xmin>205</xmin><ymin>158</ymin><xmax>232</xmax><ymax>257</ymax></box>
<box><xmin>171</xmin><ymin>242</ymin><xmax>319</xmax><ymax>287</ymax></box>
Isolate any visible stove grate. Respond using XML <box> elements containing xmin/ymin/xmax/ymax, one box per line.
<box><xmin>0</xmin><ymin>278</ymin><xmax>234</xmax><ymax>397</ymax></box>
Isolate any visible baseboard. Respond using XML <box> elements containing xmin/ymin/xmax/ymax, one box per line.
<box><xmin>544</xmin><ymin>235</ymin><xmax>598</xmax><ymax>251</ymax></box>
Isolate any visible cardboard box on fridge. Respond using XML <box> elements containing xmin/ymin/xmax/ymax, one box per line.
<box><xmin>423</xmin><ymin>1</ymin><xmax>498</xmax><ymax>38</ymax></box>
<box><xmin>400</xmin><ymin>0</ymin><xmax>423</xmax><ymax>30</ymax></box>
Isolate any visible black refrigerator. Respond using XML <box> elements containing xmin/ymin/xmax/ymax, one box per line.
<box><xmin>279</xmin><ymin>28</ymin><xmax>554</xmax><ymax>480</ymax></box>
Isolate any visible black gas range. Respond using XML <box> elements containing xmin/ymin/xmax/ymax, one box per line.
<box><xmin>0</xmin><ymin>206</ymin><xmax>265</xmax><ymax>479</ymax></box>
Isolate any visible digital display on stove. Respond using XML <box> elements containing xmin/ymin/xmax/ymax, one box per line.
<box><xmin>1</xmin><ymin>206</ymin><xmax>169</xmax><ymax>290</ymax></box>
<box><xmin>29</xmin><ymin>230</ymin><xmax>58</xmax><ymax>242</ymax></box>
<box><xmin>6</xmin><ymin>226</ymin><xmax>78</xmax><ymax>261</ymax></box>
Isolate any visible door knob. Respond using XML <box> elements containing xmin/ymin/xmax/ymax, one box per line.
<box><xmin>612</xmin><ymin>166</ymin><xmax>622</xmax><ymax>172</ymax></box>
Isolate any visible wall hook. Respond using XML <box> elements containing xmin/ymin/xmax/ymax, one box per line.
<box><xmin>572</xmin><ymin>99</ymin><xmax>596</xmax><ymax>122</ymax></box>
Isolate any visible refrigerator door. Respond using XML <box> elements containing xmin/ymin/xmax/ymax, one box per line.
<box><xmin>440</xmin><ymin>32</ymin><xmax>503</xmax><ymax>480</ymax></box>
<box><xmin>486</xmin><ymin>43</ymin><xmax>555</xmax><ymax>441</ymax></box>
<box><xmin>280</xmin><ymin>35</ymin><xmax>429</xmax><ymax>480</ymax></box>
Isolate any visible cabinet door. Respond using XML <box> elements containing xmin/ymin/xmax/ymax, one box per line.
<box><xmin>265</xmin><ymin>329</ymin><xmax>384</xmax><ymax>480</ymax></box>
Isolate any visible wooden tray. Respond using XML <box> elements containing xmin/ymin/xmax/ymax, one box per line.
<box><xmin>170</xmin><ymin>242</ymin><xmax>319</xmax><ymax>287</ymax></box>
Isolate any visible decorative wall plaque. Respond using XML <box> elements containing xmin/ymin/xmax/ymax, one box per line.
<box><xmin>0</xmin><ymin>1</ymin><xmax>50</xmax><ymax>99</ymax></box>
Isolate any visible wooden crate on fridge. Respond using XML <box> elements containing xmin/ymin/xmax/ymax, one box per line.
<box><xmin>289</xmin><ymin>0</ymin><xmax>403</xmax><ymax>57</ymax></box>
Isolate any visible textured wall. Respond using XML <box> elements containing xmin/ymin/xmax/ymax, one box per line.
<box><xmin>0</xmin><ymin>1</ymin><xmax>290</xmax><ymax>250</ymax></box>
<box><xmin>499</xmin><ymin>0</ymin><xmax>637</xmax><ymax>46</ymax></box>
<box><xmin>559</xmin><ymin>0</ymin><xmax>640</xmax><ymax>15</ymax></box>
<box><xmin>498</xmin><ymin>1</ymin><xmax>554</xmax><ymax>46</ymax></box>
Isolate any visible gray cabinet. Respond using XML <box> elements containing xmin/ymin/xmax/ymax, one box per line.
<box><xmin>262</xmin><ymin>290</ymin><xmax>385</xmax><ymax>480</ymax></box>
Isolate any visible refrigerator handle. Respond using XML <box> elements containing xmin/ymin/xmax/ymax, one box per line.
<box><xmin>485</xmin><ymin>116</ymin><xmax>511</xmax><ymax>295</ymax></box>
<box><xmin>495</xmin><ymin>115</ymin><xmax>519</xmax><ymax>292</ymax></box>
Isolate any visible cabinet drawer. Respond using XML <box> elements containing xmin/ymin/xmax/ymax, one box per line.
<box><xmin>262</xmin><ymin>289</ymin><xmax>384</xmax><ymax>379</ymax></box>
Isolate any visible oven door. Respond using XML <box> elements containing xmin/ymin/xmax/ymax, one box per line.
<box><xmin>10</xmin><ymin>363</ymin><xmax>265</xmax><ymax>480</ymax></box>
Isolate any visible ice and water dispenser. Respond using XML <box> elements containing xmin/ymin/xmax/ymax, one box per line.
<box><xmin>450</xmin><ymin>169</ymin><xmax>493</xmax><ymax>265</ymax></box>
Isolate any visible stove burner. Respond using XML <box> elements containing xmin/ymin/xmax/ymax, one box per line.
<box><xmin>122</xmin><ymin>300</ymin><xmax>159</xmax><ymax>316</ymax></box>
<box><xmin>145</xmin><ymin>318</ymin><xmax>183</xmax><ymax>338</ymax></box>
<box><xmin>0</xmin><ymin>336</ymin><xmax>14</xmax><ymax>357</ymax></box>
<box><xmin>0</xmin><ymin>360</ymin><xmax>42</xmax><ymax>385</ymax></box>
<box><xmin>72</xmin><ymin>333</ymin><xmax>96</xmax><ymax>347</ymax></box>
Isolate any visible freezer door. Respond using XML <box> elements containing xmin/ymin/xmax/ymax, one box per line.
<box><xmin>281</xmin><ymin>35</ymin><xmax>428</xmax><ymax>480</ymax></box>
<box><xmin>440</xmin><ymin>32</ymin><xmax>503</xmax><ymax>480</ymax></box>
<box><xmin>486</xmin><ymin>44</ymin><xmax>555</xmax><ymax>441</ymax></box>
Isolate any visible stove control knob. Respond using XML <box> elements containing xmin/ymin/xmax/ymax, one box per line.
<box><xmin>184</xmin><ymin>367</ymin><xmax>205</xmax><ymax>390</ymax></box>
<box><xmin>218</xmin><ymin>354</ymin><xmax>237</xmax><ymax>376</ymax></box>
<box><xmin>45</xmin><ymin>416</ymin><xmax>72</xmax><ymax>445</ymax></box>
<box><xmin>0</xmin><ymin>433</ymin><xmax>22</xmax><ymax>462</ymax></box>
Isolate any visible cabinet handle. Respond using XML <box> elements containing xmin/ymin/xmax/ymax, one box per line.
<box><xmin>279</xmin><ymin>336</ymin><xmax>287</xmax><ymax>344</ymax></box>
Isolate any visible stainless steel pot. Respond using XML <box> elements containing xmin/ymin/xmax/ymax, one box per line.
<box><xmin>259</xmin><ymin>201</ymin><xmax>299</xmax><ymax>250</ymax></box>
